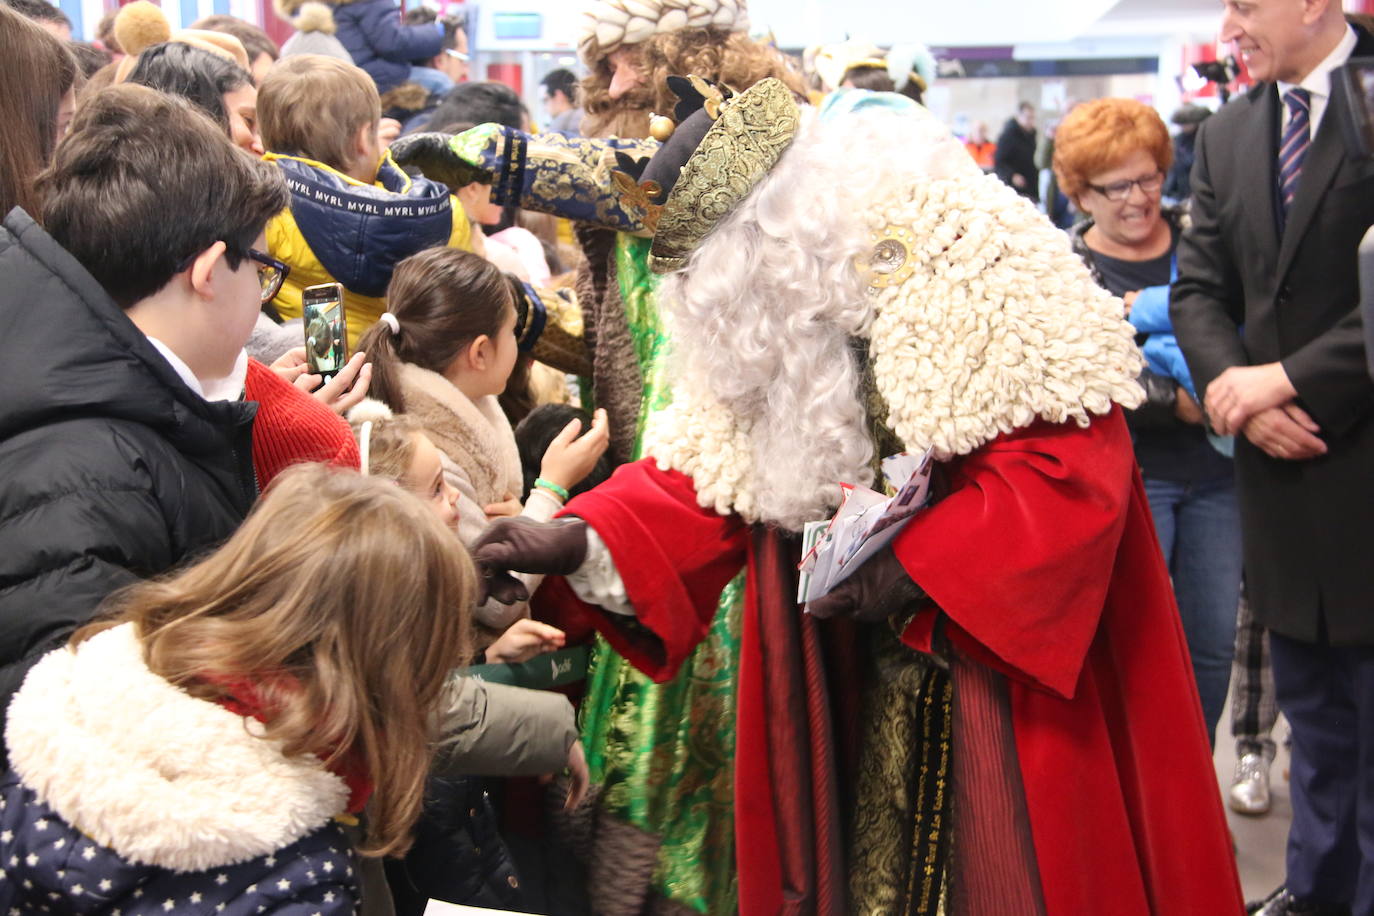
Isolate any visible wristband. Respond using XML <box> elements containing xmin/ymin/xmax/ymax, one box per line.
<box><xmin>535</xmin><ymin>478</ymin><xmax>570</xmax><ymax>501</ymax></box>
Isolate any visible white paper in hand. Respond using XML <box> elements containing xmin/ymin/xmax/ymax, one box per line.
<box><xmin>798</xmin><ymin>450</ymin><xmax>934</xmax><ymax>607</ymax></box>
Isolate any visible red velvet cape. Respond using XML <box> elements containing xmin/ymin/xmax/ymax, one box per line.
<box><xmin>549</xmin><ymin>408</ymin><xmax>1243</xmax><ymax>915</ymax></box>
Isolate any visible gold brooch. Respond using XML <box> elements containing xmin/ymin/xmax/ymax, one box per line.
<box><xmin>857</xmin><ymin>226</ymin><xmax>916</xmax><ymax>289</ymax></box>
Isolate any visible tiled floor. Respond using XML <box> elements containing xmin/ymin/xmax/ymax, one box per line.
<box><xmin>1212</xmin><ymin>713</ymin><xmax>1290</xmax><ymax>903</ymax></box>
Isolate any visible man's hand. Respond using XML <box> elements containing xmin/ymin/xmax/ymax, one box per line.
<box><xmin>1204</xmin><ymin>362</ymin><xmax>1298</xmax><ymax>436</ymax></box>
<box><xmin>805</xmin><ymin>546</ymin><xmax>925</xmax><ymax>622</ymax></box>
<box><xmin>471</xmin><ymin>517</ymin><xmax>590</xmax><ymax>604</ymax></box>
<box><xmin>1242</xmin><ymin>404</ymin><xmax>1327</xmax><ymax>461</ymax></box>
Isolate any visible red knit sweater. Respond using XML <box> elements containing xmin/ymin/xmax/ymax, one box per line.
<box><xmin>244</xmin><ymin>359</ymin><xmax>360</xmax><ymax>488</ymax></box>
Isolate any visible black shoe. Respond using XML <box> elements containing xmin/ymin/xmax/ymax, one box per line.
<box><xmin>1246</xmin><ymin>886</ymin><xmax>1351</xmax><ymax>916</ymax></box>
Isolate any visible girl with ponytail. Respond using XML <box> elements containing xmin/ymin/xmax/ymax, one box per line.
<box><xmin>355</xmin><ymin>247</ymin><xmax>608</xmax><ymax>628</ymax></box>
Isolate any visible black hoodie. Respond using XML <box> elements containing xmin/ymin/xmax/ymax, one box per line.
<box><xmin>0</xmin><ymin>209</ymin><xmax>257</xmax><ymax>735</ymax></box>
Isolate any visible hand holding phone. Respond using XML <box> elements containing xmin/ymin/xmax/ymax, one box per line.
<box><xmin>301</xmin><ymin>283</ymin><xmax>348</xmax><ymax>380</ymax></box>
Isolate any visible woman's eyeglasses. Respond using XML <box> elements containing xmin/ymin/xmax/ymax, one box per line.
<box><xmin>1086</xmin><ymin>170</ymin><xmax>1165</xmax><ymax>202</ymax></box>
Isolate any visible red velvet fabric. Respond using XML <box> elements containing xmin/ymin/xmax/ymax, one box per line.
<box><xmin>897</xmin><ymin>408</ymin><xmax>1243</xmax><ymax>914</ymax></box>
<box><xmin>558</xmin><ymin>462</ymin><xmax>747</xmax><ymax>681</ymax></box>
<box><xmin>559</xmin><ymin>409</ymin><xmax>1241</xmax><ymax>913</ymax></box>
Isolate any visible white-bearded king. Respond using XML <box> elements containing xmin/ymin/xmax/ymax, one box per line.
<box><xmin>468</xmin><ymin>81</ymin><xmax>1242</xmax><ymax>914</ymax></box>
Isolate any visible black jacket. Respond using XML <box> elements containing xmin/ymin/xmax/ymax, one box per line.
<box><xmin>994</xmin><ymin>117</ymin><xmax>1039</xmax><ymax>203</ymax></box>
<box><xmin>0</xmin><ymin>209</ymin><xmax>257</xmax><ymax>720</ymax></box>
<box><xmin>1171</xmin><ymin>26</ymin><xmax>1374</xmax><ymax>644</ymax></box>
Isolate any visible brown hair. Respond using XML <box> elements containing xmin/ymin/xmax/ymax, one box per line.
<box><xmin>843</xmin><ymin>65</ymin><xmax>894</xmax><ymax>92</ymax></box>
<box><xmin>191</xmin><ymin>13</ymin><xmax>279</xmax><ymax>67</ymax></box>
<box><xmin>75</xmin><ymin>464</ymin><xmax>476</xmax><ymax>857</ymax></box>
<box><xmin>358</xmin><ymin>247</ymin><xmax>514</xmax><ymax>414</ymax></box>
<box><xmin>0</xmin><ymin>4</ymin><xmax>77</xmax><ymax>216</ymax></box>
<box><xmin>37</xmin><ymin>83</ymin><xmax>287</xmax><ymax>309</ymax></box>
<box><xmin>1052</xmin><ymin>97</ymin><xmax>1172</xmax><ymax>203</ymax></box>
<box><xmin>580</xmin><ymin>28</ymin><xmax>805</xmax><ymax>139</ymax></box>
<box><xmin>258</xmin><ymin>54</ymin><xmax>379</xmax><ymax>170</ymax></box>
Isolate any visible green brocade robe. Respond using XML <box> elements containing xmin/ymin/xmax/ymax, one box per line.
<box><xmin>579</xmin><ymin>234</ymin><xmax>745</xmax><ymax>915</ymax></box>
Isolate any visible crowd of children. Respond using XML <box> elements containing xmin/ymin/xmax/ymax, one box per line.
<box><xmin>0</xmin><ymin>0</ymin><xmax>611</xmax><ymax>910</ymax></box>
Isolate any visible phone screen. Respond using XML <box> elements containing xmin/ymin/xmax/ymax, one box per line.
<box><xmin>302</xmin><ymin>284</ymin><xmax>348</xmax><ymax>379</ymax></box>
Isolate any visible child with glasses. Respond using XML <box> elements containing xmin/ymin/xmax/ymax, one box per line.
<box><xmin>0</xmin><ymin>84</ymin><xmax>291</xmax><ymax>735</ymax></box>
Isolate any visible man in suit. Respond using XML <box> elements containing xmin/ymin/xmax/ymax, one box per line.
<box><xmin>1172</xmin><ymin>0</ymin><xmax>1374</xmax><ymax>912</ymax></box>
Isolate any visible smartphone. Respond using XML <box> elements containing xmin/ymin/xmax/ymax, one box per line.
<box><xmin>301</xmin><ymin>283</ymin><xmax>348</xmax><ymax>379</ymax></box>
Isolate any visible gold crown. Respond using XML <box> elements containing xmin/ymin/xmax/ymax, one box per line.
<box><xmin>647</xmin><ymin>78</ymin><xmax>801</xmax><ymax>273</ymax></box>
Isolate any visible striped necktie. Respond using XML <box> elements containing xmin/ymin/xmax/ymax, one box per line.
<box><xmin>1279</xmin><ymin>88</ymin><xmax>1311</xmax><ymax>218</ymax></box>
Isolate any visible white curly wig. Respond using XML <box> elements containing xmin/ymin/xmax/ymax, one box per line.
<box><xmin>644</xmin><ymin>103</ymin><xmax>1143</xmax><ymax>532</ymax></box>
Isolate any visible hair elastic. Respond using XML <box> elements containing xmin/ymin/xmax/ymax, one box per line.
<box><xmin>359</xmin><ymin>420</ymin><xmax>374</xmax><ymax>476</ymax></box>
<box><xmin>379</xmin><ymin>312</ymin><xmax>400</xmax><ymax>334</ymax></box>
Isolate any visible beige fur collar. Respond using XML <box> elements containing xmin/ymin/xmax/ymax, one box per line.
<box><xmin>5</xmin><ymin>624</ymin><xmax>349</xmax><ymax>872</ymax></box>
<box><xmin>397</xmin><ymin>362</ymin><xmax>522</xmax><ymax>506</ymax></box>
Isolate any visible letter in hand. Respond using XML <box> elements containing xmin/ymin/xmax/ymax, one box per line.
<box><xmin>389</xmin><ymin>132</ymin><xmax>492</xmax><ymax>191</ymax></box>
<box><xmin>806</xmin><ymin>545</ymin><xmax>925</xmax><ymax>622</ymax></box>
<box><xmin>470</xmin><ymin>517</ymin><xmax>590</xmax><ymax>604</ymax></box>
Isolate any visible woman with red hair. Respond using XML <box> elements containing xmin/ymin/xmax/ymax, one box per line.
<box><xmin>1056</xmin><ymin>97</ymin><xmax>1242</xmax><ymax>748</ymax></box>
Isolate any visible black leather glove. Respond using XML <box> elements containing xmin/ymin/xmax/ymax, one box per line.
<box><xmin>470</xmin><ymin>517</ymin><xmax>590</xmax><ymax>605</ymax></box>
<box><xmin>806</xmin><ymin>545</ymin><xmax>926</xmax><ymax>622</ymax></box>
<box><xmin>389</xmin><ymin>132</ymin><xmax>491</xmax><ymax>189</ymax></box>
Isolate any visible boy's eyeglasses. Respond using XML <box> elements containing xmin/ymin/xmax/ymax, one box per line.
<box><xmin>247</xmin><ymin>248</ymin><xmax>290</xmax><ymax>303</ymax></box>
<box><xmin>445</xmin><ymin>48</ymin><xmax>469</xmax><ymax>62</ymax></box>
<box><xmin>174</xmin><ymin>245</ymin><xmax>290</xmax><ymax>304</ymax></box>
<box><xmin>1086</xmin><ymin>170</ymin><xmax>1165</xmax><ymax>202</ymax></box>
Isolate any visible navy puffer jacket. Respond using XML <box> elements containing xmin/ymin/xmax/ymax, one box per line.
<box><xmin>332</xmin><ymin>0</ymin><xmax>442</xmax><ymax>95</ymax></box>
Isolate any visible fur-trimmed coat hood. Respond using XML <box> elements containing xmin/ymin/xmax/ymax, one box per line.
<box><xmin>0</xmin><ymin>624</ymin><xmax>358</xmax><ymax>913</ymax></box>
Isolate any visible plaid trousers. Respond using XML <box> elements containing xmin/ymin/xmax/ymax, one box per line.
<box><xmin>1230</xmin><ymin>585</ymin><xmax>1279</xmax><ymax>762</ymax></box>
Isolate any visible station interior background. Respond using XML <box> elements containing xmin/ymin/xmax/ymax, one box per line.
<box><xmin>46</xmin><ymin>0</ymin><xmax>1374</xmax><ymax>901</ymax></box>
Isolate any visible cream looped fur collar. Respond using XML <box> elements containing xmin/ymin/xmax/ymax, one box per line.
<box><xmin>645</xmin><ymin>171</ymin><xmax>1144</xmax><ymax>531</ymax></box>
<box><xmin>5</xmin><ymin>624</ymin><xmax>349</xmax><ymax>872</ymax></box>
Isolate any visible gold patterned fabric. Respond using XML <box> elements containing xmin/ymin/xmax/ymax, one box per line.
<box><xmin>649</xmin><ymin>78</ymin><xmax>801</xmax><ymax>273</ymax></box>
<box><xmin>851</xmin><ymin>627</ymin><xmax>952</xmax><ymax>916</ymax></box>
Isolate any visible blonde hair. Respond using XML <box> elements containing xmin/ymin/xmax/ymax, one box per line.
<box><xmin>350</xmin><ymin>408</ymin><xmax>423</xmax><ymax>483</ymax></box>
<box><xmin>258</xmin><ymin>54</ymin><xmax>380</xmax><ymax>170</ymax></box>
<box><xmin>75</xmin><ymin>464</ymin><xmax>476</xmax><ymax>857</ymax></box>
<box><xmin>580</xmin><ymin>28</ymin><xmax>804</xmax><ymax>139</ymax></box>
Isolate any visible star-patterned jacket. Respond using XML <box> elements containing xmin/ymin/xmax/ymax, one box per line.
<box><xmin>0</xmin><ymin>624</ymin><xmax>361</xmax><ymax>914</ymax></box>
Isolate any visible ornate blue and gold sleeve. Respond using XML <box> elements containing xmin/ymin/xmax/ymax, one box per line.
<box><xmin>450</xmin><ymin>124</ymin><xmax>660</xmax><ymax>232</ymax></box>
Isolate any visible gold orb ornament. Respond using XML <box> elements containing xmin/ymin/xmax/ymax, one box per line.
<box><xmin>649</xmin><ymin>114</ymin><xmax>676</xmax><ymax>141</ymax></box>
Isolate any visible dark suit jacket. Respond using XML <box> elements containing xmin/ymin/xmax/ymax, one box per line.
<box><xmin>1172</xmin><ymin>26</ymin><xmax>1374</xmax><ymax>645</ymax></box>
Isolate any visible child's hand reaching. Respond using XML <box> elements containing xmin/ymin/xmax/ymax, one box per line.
<box><xmin>483</xmin><ymin>490</ymin><xmax>523</xmax><ymax>521</ymax></box>
<box><xmin>483</xmin><ymin>618</ymin><xmax>566</xmax><ymax>664</ymax></box>
<box><xmin>538</xmin><ymin>408</ymin><xmax>610</xmax><ymax>495</ymax></box>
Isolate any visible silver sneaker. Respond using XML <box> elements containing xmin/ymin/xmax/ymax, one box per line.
<box><xmin>1230</xmin><ymin>752</ymin><xmax>1272</xmax><ymax>816</ymax></box>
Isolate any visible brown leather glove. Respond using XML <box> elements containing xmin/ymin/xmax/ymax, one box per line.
<box><xmin>471</xmin><ymin>517</ymin><xmax>590</xmax><ymax>604</ymax></box>
<box><xmin>805</xmin><ymin>545</ymin><xmax>925</xmax><ymax>622</ymax></box>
